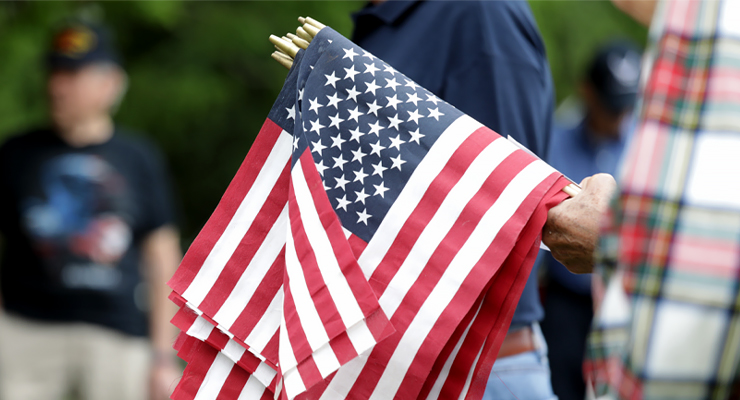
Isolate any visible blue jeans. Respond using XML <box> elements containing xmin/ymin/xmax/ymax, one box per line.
<box><xmin>482</xmin><ymin>323</ymin><xmax>557</xmax><ymax>400</ymax></box>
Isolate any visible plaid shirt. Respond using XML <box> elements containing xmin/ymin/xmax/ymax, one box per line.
<box><xmin>585</xmin><ymin>1</ymin><xmax>740</xmax><ymax>399</ymax></box>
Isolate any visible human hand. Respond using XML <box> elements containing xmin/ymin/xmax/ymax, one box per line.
<box><xmin>149</xmin><ymin>360</ymin><xmax>181</xmax><ymax>400</ymax></box>
<box><xmin>542</xmin><ymin>173</ymin><xmax>617</xmax><ymax>274</ymax></box>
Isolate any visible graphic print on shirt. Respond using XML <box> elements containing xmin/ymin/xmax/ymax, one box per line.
<box><xmin>21</xmin><ymin>153</ymin><xmax>134</xmax><ymax>291</ymax></box>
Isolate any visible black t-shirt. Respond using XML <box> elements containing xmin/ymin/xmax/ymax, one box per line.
<box><xmin>0</xmin><ymin>128</ymin><xmax>175</xmax><ymax>337</ymax></box>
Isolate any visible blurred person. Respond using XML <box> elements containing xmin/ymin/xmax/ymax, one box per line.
<box><xmin>586</xmin><ymin>0</ymin><xmax>740</xmax><ymax>398</ymax></box>
<box><xmin>352</xmin><ymin>1</ymin><xmax>616</xmax><ymax>398</ymax></box>
<box><xmin>0</xmin><ymin>22</ymin><xmax>181</xmax><ymax>400</ymax></box>
<box><xmin>540</xmin><ymin>40</ymin><xmax>641</xmax><ymax>400</ymax></box>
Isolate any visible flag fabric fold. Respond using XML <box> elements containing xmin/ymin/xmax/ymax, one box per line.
<box><xmin>168</xmin><ymin>27</ymin><xmax>569</xmax><ymax>400</ymax></box>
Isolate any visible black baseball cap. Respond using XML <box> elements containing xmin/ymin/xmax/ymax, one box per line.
<box><xmin>587</xmin><ymin>40</ymin><xmax>642</xmax><ymax>113</ymax></box>
<box><xmin>47</xmin><ymin>22</ymin><xmax>121</xmax><ymax>70</ymax></box>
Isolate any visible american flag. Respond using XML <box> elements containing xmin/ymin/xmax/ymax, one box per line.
<box><xmin>167</xmin><ymin>27</ymin><xmax>569</xmax><ymax>400</ymax></box>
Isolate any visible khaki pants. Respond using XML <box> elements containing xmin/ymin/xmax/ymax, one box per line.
<box><xmin>0</xmin><ymin>312</ymin><xmax>150</xmax><ymax>400</ymax></box>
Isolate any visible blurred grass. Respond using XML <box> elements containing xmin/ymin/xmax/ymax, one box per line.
<box><xmin>0</xmin><ymin>1</ymin><xmax>646</xmax><ymax>245</ymax></box>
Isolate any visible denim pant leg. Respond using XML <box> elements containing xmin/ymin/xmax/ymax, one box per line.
<box><xmin>482</xmin><ymin>324</ymin><xmax>557</xmax><ymax>400</ymax></box>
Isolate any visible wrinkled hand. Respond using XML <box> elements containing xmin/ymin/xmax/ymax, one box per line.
<box><xmin>542</xmin><ymin>173</ymin><xmax>617</xmax><ymax>274</ymax></box>
<box><xmin>149</xmin><ymin>361</ymin><xmax>182</xmax><ymax>400</ymax></box>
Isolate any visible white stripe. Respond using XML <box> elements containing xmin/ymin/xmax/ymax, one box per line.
<box><xmin>183</xmin><ymin>130</ymin><xmax>292</xmax><ymax>306</ymax></box>
<box><xmin>222</xmin><ymin>339</ymin><xmax>246</xmax><ymax>363</ymax></box>
<box><xmin>379</xmin><ymin>137</ymin><xmax>515</xmax><ymax>316</ymax></box>
<box><xmin>238</xmin><ymin>374</ymin><xmax>268</xmax><ymax>400</ymax></box>
<box><xmin>292</xmin><ymin>162</ymin><xmax>366</xmax><ymax>329</ymax></box>
<box><xmin>253</xmin><ymin>361</ymin><xmax>278</xmax><ymax>388</ymax></box>
<box><xmin>357</xmin><ymin>115</ymin><xmax>482</xmax><ymax>277</ymax></box>
<box><xmin>278</xmin><ymin>301</ymin><xmax>298</xmax><ymax>372</ymax></box>
<box><xmin>317</xmin><ymin>354</ymin><xmax>370</xmax><ymax>400</ymax></box>
<box><xmin>425</xmin><ymin>302</ymin><xmax>483</xmax><ymax>400</ymax></box>
<box><xmin>188</xmin><ymin>316</ymin><xmax>215</xmax><ymax>341</ymax></box>
<box><xmin>193</xmin><ymin>352</ymin><xmax>235</xmax><ymax>400</ymax></box>
<box><xmin>457</xmin><ymin>345</ymin><xmax>484</xmax><ymax>400</ymax></box>
<box><xmin>369</xmin><ymin>161</ymin><xmax>555</xmax><ymax>399</ymax></box>
<box><xmin>283</xmin><ymin>367</ymin><xmax>307</xmax><ymax>400</ymax></box>
<box><xmin>213</xmin><ymin>205</ymin><xmax>288</xmax><ymax>329</ymax></box>
<box><xmin>283</xmin><ymin>214</ymin><xmax>333</xmax><ymax>365</ymax></box>
<box><xmin>245</xmin><ymin>288</ymin><xmax>283</xmax><ymax>354</ymax></box>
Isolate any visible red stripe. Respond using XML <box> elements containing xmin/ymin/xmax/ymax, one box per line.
<box><xmin>216</xmin><ymin>363</ymin><xmax>250</xmax><ymax>400</ymax></box>
<box><xmin>198</xmin><ymin>160</ymin><xmax>290</xmax><ymax>316</ymax></box>
<box><xmin>298</xmin><ymin>153</ymin><xmax>389</xmax><ymax>319</ymax></box>
<box><xmin>296</xmin><ymin>356</ymin><xmax>324</xmax><ymax>392</ymax></box>
<box><xmin>288</xmin><ymin>171</ymin><xmax>348</xmax><ymax>342</ymax></box>
<box><xmin>282</xmin><ymin>273</ymin><xmax>316</xmax><ymax>369</ymax></box>
<box><xmin>173</xmin><ymin>340</ymin><xmax>220</xmax><ymax>400</ymax></box>
<box><xmin>206</xmin><ymin>328</ymin><xmax>230</xmax><ymax>351</ymax></box>
<box><xmin>347</xmin><ymin>233</ymin><xmax>368</xmax><ymax>258</ymax></box>
<box><xmin>367</xmin><ymin>127</ymin><xmax>496</xmax><ymax>297</ymax></box>
<box><xmin>171</xmin><ymin>306</ymin><xmax>198</xmax><ymax>333</ymax></box>
<box><xmin>168</xmin><ymin>118</ymin><xmax>285</xmax><ymax>294</ymax></box>
<box><xmin>227</xmin><ymin>247</ymin><xmax>285</xmax><ymax>357</ymax></box>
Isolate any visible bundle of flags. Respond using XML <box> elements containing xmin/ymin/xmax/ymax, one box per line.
<box><xmin>167</xmin><ymin>23</ymin><xmax>570</xmax><ymax>400</ymax></box>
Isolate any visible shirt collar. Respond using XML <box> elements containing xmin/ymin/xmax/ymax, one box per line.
<box><xmin>353</xmin><ymin>1</ymin><xmax>419</xmax><ymax>26</ymax></box>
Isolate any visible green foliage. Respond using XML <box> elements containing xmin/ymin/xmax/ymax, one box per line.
<box><xmin>0</xmin><ymin>1</ymin><xmax>646</xmax><ymax>245</ymax></box>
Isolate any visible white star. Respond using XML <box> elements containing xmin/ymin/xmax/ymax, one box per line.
<box><xmin>347</xmin><ymin>106</ymin><xmax>362</xmax><ymax>122</ymax></box>
<box><xmin>309</xmin><ymin>119</ymin><xmax>325</xmax><ymax>134</ymax></box>
<box><xmin>369</xmin><ymin>140</ymin><xmax>385</xmax><ymax>156</ymax></box>
<box><xmin>332</xmin><ymin>154</ymin><xmax>348</xmax><ymax>170</ymax></box>
<box><xmin>390</xmin><ymin>154</ymin><xmax>406</xmax><ymax>171</ymax></box>
<box><xmin>324</xmin><ymin>71</ymin><xmax>340</xmax><ymax>88</ymax></box>
<box><xmin>342</xmin><ymin>47</ymin><xmax>358</xmax><ymax>61</ymax></box>
<box><xmin>387</xmin><ymin>114</ymin><xmax>403</xmax><ymax>130</ymax></box>
<box><xmin>326</xmin><ymin>93</ymin><xmax>341</xmax><ymax>109</ymax></box>
<box><xmin>344</xmin><ymin>64</ymin><xmax>360</xmax><ymax>82</ymax></box>
<box><xmin>327</xmin><ymin>39</ymin><xmax>333</xmax><ymax>44</ymax></box>
<box><xmin>362</xmin><ymin>50</ymin><xmax>375</xmax><ymax>60</ymax></box>
<box><xmin>298</xmin><ymin>88</ymin><xmax>304</xmax><ymax>100</ymax></box>
<box><xmin>367</xmin><ymin>100</ymin><xmax>382</xmax><ymax>116</ymax></box>
<box><xmin>405</xmin><ymin>79</ymin><xmax>419</xmax><ymax>90</ymax></box>
<box><xmin>427</xmin><ymin>107</ymin><xmax>444</xmax><ymax>121</ymax></box>
<box><xmin>286</xmin><ymin>105</ymin><xmax>296</xmax><ymax>120</ymax></box>
<box><xmin>330</xmin><ymin>134</ymin><xmax>346</xmax><ymax>149</ymax></box>
<box><xmin>409</xmin><ymin>128</ymin><xmax>425</xmax><ymax>144</ymax></box>
<box><xmin>336</xmin><ymin>195</ymin><xmax>351</xmax><ymax>211</ymax></box>
<box><xmin>385</xmin><ymin>77</ymin><xmax>401</xmax><ymax>91</ymax></box>
<box><xmin>355</xmin><ymin>188</ymin><xmax>370</xmax><ymax>204</ymax></box>
<box><xmin>384</xmin><ymin>65</ymin><xmax>397</xmax><ymax>74</ymax></box>
<box><xmin>356</xmin><ymin>208</ymin><xmax>371</xmax><ymax>225</ymax></box>
<box><xmin>309</xmin><ymin>98</ymin><xmax>323</xmax><ymax>113</ymax></box>
<box><xmin>368</xmin><ymin>121</ymin><xmax>383</xmax><ymax>136</ymax></box>
<box><xmin>364</xmin><ymin>62</ymin><xmax>380</xmax><ymax>76</ymax></box>
<box><xmin>311</xmin><ymin>138</ymin><xmax>327</xmax><ymax>154</ymax></box>
<box><xmin>426</xmin><ymin>93</ymin><xmax>440</xmax><ymax>105</ymax></box>
<box><xmin>351</xmin><ymin>146</ymin><xmax>366</xmax><ymax>163</ymax></box>
<box><xmin>365</xmin><ymin>80</ymin><xmax>381</xmax><ymax>95</ymax></box>
<box><xmin>406</xmin><ymin>92</ymin><xmax>422</xmax><ymax>106</ymax></box>
<box><xmin>349</xmin><ymin>127</ymin><xmax>364</xmax><ymax>143</ymax></box>
<box><xmin>386</xmin><ymin>94</ymin><xmax>402</xmax><ymax>110</ymax></box>
<box><xmin>407</xmin><ymin>109</ymin><xmax>422</xmax><ymax>124</ymax></box>
<box><xmin>346</xmin><ymin>86</ymin><xmax>361</xmax><ymax>102</ymax></box>
<box><xmin>316</xmin><ymin>160</ymin><xmax>328</xmax><ymax>176</ymax></box>
<box><xmin>334</xmin><ymin>175</ymin><xmax>350</xmax><ymax>191</ymax></box>
<box><xmin>372</xmin><ymin>160</ymin><xmax>388</xmax><ymax>178</ymax></box>
<box><xmin>353</xmin><ymin>168</ymin><xmax>369</xmax><ymax>184</ymax></box>
<box><xmin>373</xmin><ymin>181</ymin><xmax>389</xmax><ymax>198</ymax></box>
<box><xmin>329</xmin><ymin>113</ymin><xmax>345</xmax><ymax>129</ymax></box>
<box><xmin>389</xmin><ymin>134</ymin><xmax>405</xmax><ymax>150</ymax></box>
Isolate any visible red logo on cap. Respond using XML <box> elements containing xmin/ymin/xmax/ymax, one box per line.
<box><xmin>54</xmin><ymin>26</ymin><xmax>97</xmax><ymax>58</ymax></box>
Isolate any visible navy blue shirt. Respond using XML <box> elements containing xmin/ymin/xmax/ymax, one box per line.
<box><xmin>541</xmin><ymin>118</ymin><xmax>631</xmax><ymax>295</ymax></box>
<box><xmin>352</xmin><ymin>0</ymin><xmax>555</xmax><ymax>328</ymax></box>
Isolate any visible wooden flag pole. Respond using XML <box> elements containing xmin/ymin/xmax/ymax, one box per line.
<box><xmin>269</xmin><ymin>17</ymin><xmax>582</xmax><ymax>198</ymax></box>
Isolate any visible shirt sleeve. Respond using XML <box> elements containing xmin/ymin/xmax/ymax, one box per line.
<box><xmin>136</xmin><ymin>140</ymin><xmax>177</xmax><ymax>235</ymax></box>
